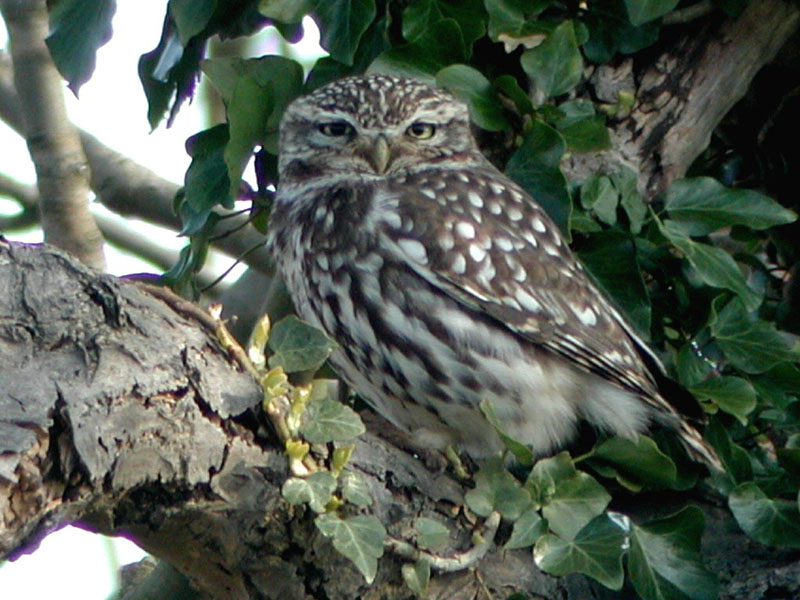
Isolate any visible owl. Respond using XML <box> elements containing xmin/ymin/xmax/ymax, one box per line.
<box><xmin>266</xmin><ymin>74</ymin><xmax>720</xmax><ymax>469</ymax></box>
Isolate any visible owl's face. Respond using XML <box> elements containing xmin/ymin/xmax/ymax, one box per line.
<box><xmin>278</xmin><ymin>75</ymin><xmax>483</xmax><ymax>180</ymax></box>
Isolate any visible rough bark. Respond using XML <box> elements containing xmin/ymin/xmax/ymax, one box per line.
<box><xmin>1</xmin><ymin>241</ymin><xmax>799</xmax><ymax>600</ymax></box>
<box><xmin>563</xmin><ymin>0</ymin><xmax>800</xmax><ymax>198</ymax></box>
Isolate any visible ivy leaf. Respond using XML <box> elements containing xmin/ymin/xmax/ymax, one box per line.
<box><xmin>465</xmin><ymin>456</ymin><xmax>532</xmax><ymax>519</ymax></box>
<box><xmin>401</xmin><ymin>560</ymin><xmax>431</xmax><ymax>596</ymax></box>
<box><xmin>528</xmin><ymin>453</ymin><xmax>611</xmax><ymax>540</ymax></box>
<box><xmin>403</xmin><ymin>0</ymin><xmax>486</xmax><ymax>56</ymax></box>
<box><xmin>436</xmin><ymin>65</ymin><xmax>510</xmax><ymax>131</ymax></box>
<box><xmin>580</xmin><ymin>176</ymin><xmax>618</xmax><ymax>225</ymax></box>
<box><xmin>268</xmin><ymin>316</ymin><xmax>337</xmax><ymax>373</ymax></box>
<box><xmin>588</xmin><ymin>435</ymin><xmax>677</xmax><ymax>490</ymax></box>
<box><xmin>624</xmin><ymin>0</ymin><xmax>680</xmax><ymax>26</ymax></box>
<box><xmin>521</xmin><ymin>21</ymin><xmax>583</xmax><ymax>101</ymax></box>
<box><xmin>183</xmin><ymin>125</ymin><xmax>232</xmax><ymax>221</ymax></box>
<box><xmin>628</xmin><ymin>506</ymin><xmax>719</xmax><ymax>600</ymax></box>
<box><xmin>282</xmin><ymin>471</ymin><xmax>336</xmax><ymax>512</ymax></box>
<box><xmin>300</xmin><ymin>399</ymin><xmax>366</xmax><ymax>443</ymax></box>
<box><xmin>315</xmin><ymin>513</ymin><xmax>386</xmax><ymax>583</ymax></box>
<box><xmin>46</xmin><ymin>0</ymin><xmax>116</xmax><ymax>93</ymax></box>
<box><xmin>659</xmin><ymin>220</ymin><xmax>762</xmax><ymax>311</ymax></box>
<box><xmin>704</xmin><ymin>418</ymin><xmax>752</xmax><ymax>490</ymax></box>
<box><xmin>259</xmin><ymin>0</ymin><xmax>315</xmax><ymax>23</ymax></box>
<box><xmin>370</xmin><ymin>18</ymin><xmax>466</xmax><ymax>78</ymax></box>
<box><xmin>493</xmin><ymin>74</ymin><xmax>534</xmax><ymax>114</ymax></box>
<box><xmin>341</xmin><ymin>471</ymin><xmax>372</xmax><ymax>506</ymax></box>
<box><xmin>505</xmin><ymin>121</ymin><xmax>571</xmax><ymax>238</ymax></box>
<box><xmin>484</xmin><ymin>0</ymin><xmax>551</xmax><ymax>45</ymax></box>
<box><xmin>479</xmin><ymin>400</ymin><xmax>534</xmax><ymax>466</ymax></box>
<box><xmin>664</xmin><ymin>177</ymin><xmax>796</xmax><ymax>236</ymax></box>
<box><xmin>690</xmin><ymin>376</ymin><xmax>757</xmax><ymax>424</ymax></box>
<box><xmin>729</xmin><ymin>482</ymin><xmax>800</xmax><ymax>548</ymax></box>
<box><xmin>710</xmin><ymin>297</ymin><xmax>800</xmax><ymax>374</ymax></box>
<box><xmin>534</xmin><ymin>514</ymin><xmax>626</xmax><ymax>590</ymax></box>
<box><xmin>414</xmin><ymin>517</ymin><xmax>450</xmax><ymax>551</ymax></box>
<box><xmin>312</xmin><ymin>0</ymin><xmax>376</xmax><ymax>66</ymax></box>
<box><xmin>505</xmin><ymin>508</ymin><xmax>547</xmax><ymax>550</ymax></box>
<box><xmin>611</xmin><ymin>167</ymin><xmax>647</xmax><ymax>234</ymax></box>
<box><xmin>169</xmin><ymin>0</ymin><xmax>216</xmax><ymax>45</ymax></box>
<box><xmin>558</xmin><ymin>116</ymin><xmax>612</xmax><ymax>152</ymax></box>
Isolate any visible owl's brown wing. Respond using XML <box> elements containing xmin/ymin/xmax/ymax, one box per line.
<box><xmin>380</xmin><ymin>166</ymin><xmax>664</xmax><ymax>401</ymax></box>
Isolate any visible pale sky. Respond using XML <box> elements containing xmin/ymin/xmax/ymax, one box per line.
<box><xmin>0</xmin><ymin>3</ymin><xmax>323</xmax><ymax>598</ymax></box>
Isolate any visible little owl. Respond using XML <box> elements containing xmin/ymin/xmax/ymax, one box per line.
<box><xmin>266</xmin><ymin>74</ymin><xmax>720</xmax><ymax>469</ymax></box>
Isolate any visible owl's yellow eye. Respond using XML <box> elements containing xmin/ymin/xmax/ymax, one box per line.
<box><xmin>406</xmin><ymin>122</ymin><xmax>436</xmax><ymax>139</ymax></box>
<box><xmin>318</xmin><ymin>121</ymin><xmax>354</xmax><ymax>137</ymax></box>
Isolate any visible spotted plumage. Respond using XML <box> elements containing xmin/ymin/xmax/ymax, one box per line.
<box><xmin>267</xmin><ymin>74</ymin><xmax>720</xmax><ymax>468</ymax></box>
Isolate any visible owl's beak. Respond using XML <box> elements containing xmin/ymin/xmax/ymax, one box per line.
<box><xmin>368</xmin><ymin>134</ymin><xmax>391</xmax><ymax>174</ymax></box>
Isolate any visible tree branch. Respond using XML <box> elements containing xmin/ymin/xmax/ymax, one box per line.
<box><xmin>0</xmin><ymin>0</ymin><xmax>105</xmax><ymax>269</ymax></box>
<box><xmin>0</xmin><ymin>55</ymin><xmax>274</xmax><ymax>274</ymax></box>
<box><xmin>1</xmin><ymin>242</ymin><xmax>798</xmax><ymax>600</ymax></box>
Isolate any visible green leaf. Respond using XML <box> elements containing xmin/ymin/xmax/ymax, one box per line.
<box><xmin>401</xmin><ymin>560</ymin><xmax>430</xmax><ymax>596</ymax></box>
<box><xmin>300</xmin><ymin>399</ymin><xmax>366</xmax><ymax>443</ymax></box>
<box><xmin>505</xmin><ymin>120</ymin><xmax>571</xmax><ymax>238</ymax></box>
<box><xmin>704</xmin><ymin>418</ymin><xmax>752</xmax><ymax>488</ymax></box>
<box><xmin>183</xmin><ymin>124</ymin><xmax>232</xmax><ymax>219</ymax></box>
<box><xmin>624</xmin><ymin>0</ymin><xmax>680</xmax><ymax>26</ymax></box>
<box><xmin>169</xmin><ymin>0</ymin><xmax>216</xmax><ymax>45</ymax></box>
<box><xmin>414</xmin><ymin>517</ymin><xmax>450</xmax><ymax>551</ymax></box>
<box><xmin>436</xmin><ymin>65</ymin><xmax>510</xmax><ymax>131</ymax></box>
<box><xmin>710</xmin><ymin>297</ymin><xmax>800</xmax><ymax>374</ymax></box>
<box><xmin>341</xmin><ymin>471</ymin><xmax>372</xmax><ymax>506</ymax></box>
<box><xmin>729</xmin><ymin>482</ymin><xmax>800</xmax><ymax>548</ymax></box>
<box><xmin>676</xmin><ymin>342</ymin><xmax>715</xmax><ymax>388</ymax></box>
<box><xmin>46</xmin><ymin>0</ymin><xmax>115</xmax><ymax>93</ymax></box>
<box><xmin>690</xmin><ymin>376</ymin><xmax>757</xmax><ymax>424</ymax></box>
<box><xmin>589</xmin><ymin>435</ymin><xmax>677</xmax><ymax>490</ymax></box>
<box><xmin>664</xmin><ymin>177</ymin><xmax>796</xmax><ymax>236</ymax></box>
<box><xmin>259</xmin><ymin>0</ymin><xmax>314</xmax><ymax>23</ymax></box>
<box><xmin>315</xmin><ymin>513</ymin><xmax>386</xmax><ymax>583</ymax></box>
<box><xmin>580</xmin><ymin>176</ymin><xmax>618</xmax><ymax>225</ymax></box>
<box><xmin>628</xmin><ymin>506</ymin><xmax>719</xmax><ymax>600</ymax></box>
<box><xmin>558</xmin><ymin>116</ymin><xmax>612</xmax><ymax>153</ymax></box>
<box><xmin>521</xmin><ymin>21</ymin><xmax>583</xmax><ymax>101</ymax></box>
<box><xmin>202</xmin><ymin>56</ymin><xmax>304</xmax><ymax>195</ymax></box>
<box><xmin>534</xmin><ymin>514</ymin><xmax>626</xmax><ymax>590</ymax></box>
<box><xmin>493</xmin><ymin>75</ymin><xmax>534</xmax><ymax>114</ymax></box>
<box><xmin>484</xmin><ymin>0</ymin><xmax>551</xmax><ymax>43</ymax></box>
<box><xmin>577</xmin><ymin>231</ymin><xmax>651</xmax><ymax>336</ymax></box>
<box><xmin>403</xmin><ymin>0</ymin><xmax>486</xmax><ymax>55</ymax></box>
<box><xmin>659</xmin><ymin>220</ymin><xmax>762</xmax><ymax>311</ymax></box>
<box><xmin>268</xmin><ymin>315</ymin><xmax>337</xmax><ymax>373</ymax></box>
<box><xmin>370</xmin><ymin>18</ymin><xmax>466</xmax><ymax>78</ymax></box>
<box><xmin>505</xmin><ymin>508</ymin><xmax>547</xmax><ymax>550</ymax></box>
<box><xmin>479</xmin><ymin>400</ymin><xmax>534</xmax><ymax>466</ymax></box>
<box><xmin>465</xmin><ymin>456</ymin><xmax>532</xmax><ymax>519</ymax></box>
<box><xmin>528</xmin><ymin>453</ymin><xmax>611</xmax><ymax>540</ymax></box>
<box><xmin>611</xmin><ymin>167</ymin><xmax>647</xmax><ymax>234</ymax></box>
<box><xmin>282</xmin><ymin>471</ymin><xmax>336</xmax><ymax>512</ymax></box>
<box><xmin>312</xmin><ymin>0</ymin><xmax>376</xmax><ymax>66</ymax></box>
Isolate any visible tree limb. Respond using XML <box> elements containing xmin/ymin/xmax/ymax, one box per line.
<box><xmin>1</xmin><ymin>241</ymin><xmax>798</xmax><ymax>600</ymax></box>
<box><xmin>0</xmin><ymin>0</ymin><xmax>105</xmax><ymax>269</ymax></box>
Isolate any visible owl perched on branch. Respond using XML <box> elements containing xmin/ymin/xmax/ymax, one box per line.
<box><xmin>267</xmin><ymin>74</ymin><xmax>720</xmax><ymax>469</ymax></box>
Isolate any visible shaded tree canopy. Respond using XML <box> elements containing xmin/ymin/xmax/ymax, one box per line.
<box><xmin>1</xmin><ymin>1</ymin><xmax>800</xmax><ymax>599</ymax></box>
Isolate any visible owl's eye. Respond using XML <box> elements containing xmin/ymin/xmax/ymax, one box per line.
<box><xmin>406</xmin><ymin>122</ymin><xmax>436</xmax><ymax>139</ymax></box>
<box><xmin>318</xmin><ymin>121</ymin><xmax>354</xmax><ymax>137</ymax></box>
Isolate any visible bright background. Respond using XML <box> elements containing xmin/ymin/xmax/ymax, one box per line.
<box><xmin>0</xmin><ymin>2</ymin><xmax>323</xmax><ymax>598</ymax></box>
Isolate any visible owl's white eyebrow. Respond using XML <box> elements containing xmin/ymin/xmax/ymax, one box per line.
<box><xmin>313</xmin><ymin>111</ymin><xmax>356</xmax><ymax>124</ymax></box>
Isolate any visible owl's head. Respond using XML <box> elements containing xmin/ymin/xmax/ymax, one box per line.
<box><xmin>278</xmin><ymin>74</ymin><xmax>483</xmax><ymax>179</ymax></box>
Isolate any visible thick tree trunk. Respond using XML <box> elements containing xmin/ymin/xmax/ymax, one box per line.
<box><xmin>1</xmin><ymin>241</ymin><xmax>799</xmax><ymax>599</ymax></box>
